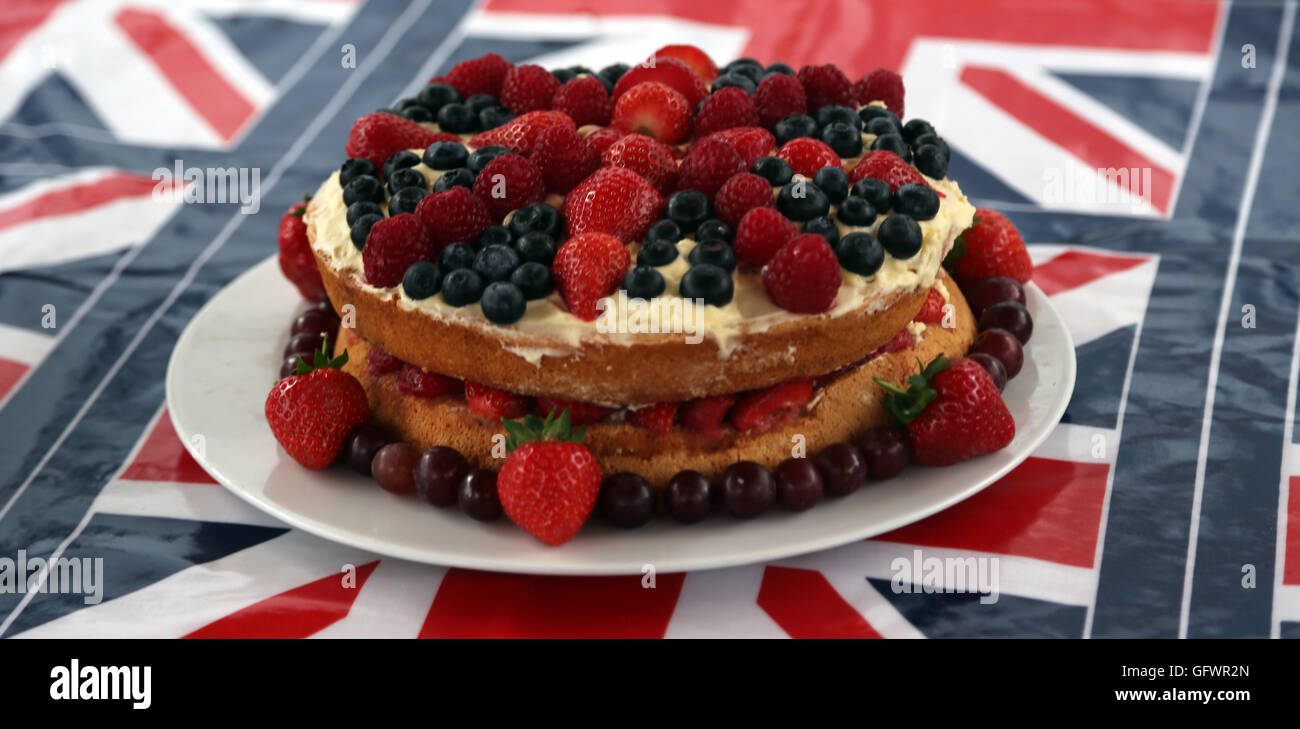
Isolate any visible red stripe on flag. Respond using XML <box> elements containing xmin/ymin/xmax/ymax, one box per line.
<box><xmin>114</xmin><ymin>9</ymin><xmax>256</xmax><ymax>142</ymax></box>
<box><xmin>873</xmin><ymin>457</ymin><xmax>1109</xmax><ymax>568</ymax></box>
<box><xmin>0</xmin><ymin>1</ymin><xmax>67</xmax><ymax>64</ymax></box>
<box><xmin>757</xmin><ymin>566</ymin><xmax>883</xmax><ymax>638</ymax></box>
<box><xmin>120</xmin><ymin>410</ymin><xmax>217</xmax><ymax>484</ymax></box>
<box><xmin>0</xmin><ymin>357</ymin><xmax>29</xmax><ymax>402</ymax></box>
<box><xmin>1032</xmin><ymin>249</ymin><xmax>1150</xmax><ymax>298</ymax></box>
<box><xmin>0</xmin><ymin>173</ymin><xmax>161</xmax><ymax>233</ymax></box>
<box><xmin>1285</xmin><ymin>477</ymin><xmax>1300</xmax><ymax>585</ymax></box>
<box><xmin>184</xmin><ymin>561</ymin><xmax>379</xmax><ymax>638</ymax></box>
<box><xmin>419</xmin><ymin>570</ymin><xmax>685</xmax><ymax>638</ymax></box>
<box><xmin>960</xmin><ymin>66</ymin><xmax>1175</xmax><ymax>214</ymax></box>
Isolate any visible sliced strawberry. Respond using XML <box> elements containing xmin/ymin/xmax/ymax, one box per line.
<box><xmin>612</xmin><ymin>57</ymin><xmax>709</xmax><ymax>107</ymax></box>
<box><xmin>680</xmin><ymin>395</ymin><xmax>736</xmax><ymax>439</ymax></box>
<box><xmin>652</xmin><ymin>44</ymin><xmax>718</xmax><ymax>82</ymax></box>
<box><xmin>729</xmin><ymin>380</ymin><xmax>814</xmax><ymax>435</ymax></box>
<box><xmin>913</xmin><ymin>287</ymin><xmax>945</xmax><ymax>324</ymax></box>
<box><xmin>536</xmin><ymin>396</ymin><xmax>615</xmax><ymax>425</ymax></box>
<box><xmin>876</xmin><ymin>328</ymin><xmax>912</xmax><ymax>355</ymax></box>
<box><xmin>628</xmin><ymin>402</ymin><xmax>678</xmax><ymax>435</ymax></box>
<box><xmin>610</xmin><ymin>81</ymin><xmax>692</xmax><ymax>145</ymax></box>
<box><xmin>465</xmin><ymin>381</ymin><xmax>532</xmax><ymax>418</ymax></box>
<box><xmin>396</xmin><ymin>364</ymin><xmax>461</xmax><ymax>398</ymax></box>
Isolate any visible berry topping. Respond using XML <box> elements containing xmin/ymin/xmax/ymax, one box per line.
<box><xmin>265</xmin><ymin>337</ymin><xmax>368</xmax><ymax>471</ymax></box>
<box><xmin>773</xmin><ymin>113</ymin><xmax>819</xmax><ymax>145</ymax></box>
<box><xmin>622</xmin><ymin>265</ymin><xmax>666</xmax><ymax>298</ymax></box>
<box><xmin>611</xmin><ymin>81</ymin><xmax>693</xmax><ymax>145</ymax></box>
<box><xmin>473</xmin><ymin>243</ymin><xmax>520</xmax><ymax>282</ymax></box>
<box><xmin>529</xmin><ymin>124</ymin><xmax>598</xmax><ymax>195</ymax></box>
<box><xmin>851</xmin><ymin>177</ymin><xmax>893</xmax><ymax>213</ymax></box>
<box><xmin>396</xmin><ymin>363</ymin><xmax>461</xmax><ymax>398</ymax></box>
<box><xmin>679</xmin><ymin>263</ymin><xmax>735</xmax><ymax>307</ymax></box>
<box><xmin>342</xmin><ymin>175</ymin><xmax>383</xmax><ymax>206</ymax></box>
<box><xmin>796</xmin><ymin>63</ymin><xmax>854</xmax><ymax>109</ymax></box>
<box><xmin>535</xmin><ymin>397</ymin><xmax>616</xmax><ymax>425</ymax></box>
<box><xmin>714</xmin><ymin>172</ymin><xmax>776</xmax><ymax>227</ymax></box>
<box><xmin>876</xmin><ymin>356</ymin><xmax>1015</xmax><ymax>466</ymax></box>
<box><xmin>551</xmin><ymin>75</ymin><xmax>614</xmax><ymax>127</ymax></box>
<box><xmin>437</xmin><ymin>53</ymin><xmax>512</xmax><ymax>99</ymax></box>
<box><xmin>498</xmin><ymin>410</ymin><xmax>602</xmax><ymax>545</ymax></box>
<box><xmin>688</xmin><ymin>239</ymin><xmax>737</xmax><ymax>271</ymax></box>
<box><xmin>433</xmin><ymin>168</ymin><xmax>475</xmax><ymax>192</ymax></box>
<box><xmin>472</xmin><ymin>153</ymin><xmax>544</xmax><ymax>221</ymax></box>
<box><xmin>340</xmin><ymin>158</ymin><xmax>378</xmax><ymax>187</ymax></box>
<box><xmin>628</xmin><ymin>402</ymin><xmax>678</xmax><ymax>435</ymax></box>
<box><xmin>820</xmin><ymin>121</ymin><xmax>862</xmax><ymax>158</ymax></box>
<box><xmin>344</xmin><ymin>112</ymin><xmax>445</xmax><ymax>171</ymax></box>
<box><xmin>441</xmin><ymin>268</ymin><xmax>485</xmax><ymax>306</ymax></box>
<box><xmin>469</xmin><ymin>110</ymin><xmax>576</xmax><ymax>156</ymax></box>
<box><xmin>893</xmin><ymin>183</ymin><xmax>940</xmax><ymax>220</ymax></box>
<box><xmin>509</xmin><ymin>202</ymin><xmax>563</xmax><ymax>237</ymax></box>
<box><xmin>500</xmin><ymin>64</ymin><xmax>561</xmax><ymax>114</ymax></box>
<box><xmin>652</xmin><ymin>44</ymin><xmax>719</xmax><ymax>82</ymax></box>
<box><xmin>665</xmin><ymin>189</ymin><xmax>712</xmax><ymax>232</ymax></box>
<box><xmin>677</xmin><ymin>138</ymin><xmax>746</xmax><ymax>199</ymax></box>
<box><xmin>878</xmin><ymin>213</ymin><xmax>923</xmax><ymax>259</ymax></box>
<box><xmin>851</xmin><ymin>68</ymin><xmax>905</xmax><ymax>116</ymax></box>
<box><xmin>612</xmin><ymin>57</ymin><xmax>709</xmax><ymax>107</ymax></box>
<box><xmin>695</xmin><ymin>126</ymin><xmax>776</xmax><ymax>168</ymax></box>
<box><xmin>695</xmin><ymin>87</ymin><xmax>760</xmax><ymax>137</ymax></box>
<box><xmin>510</xmin><ymin>260</ymin><xmax>554</xmax><ymax>299</ymax></box>
<box><xmin>551</xmin><ymin>231</ymin><xmax>632</xmax><ymax>320</ymax></box>
<box><xmin>754</xmin><ymin>73</ymin><xmax>808</xmax><ymax>130</ymax></box>
<box><xmin>361</xmin><ymin>213</ymin><xmax>432</xmax><ymax>288</ymax></box>
<box><xmin>402</xmin><ymin>260</ymin><xmax>441</xmax><ymax>300</ymax></box>
<box><xmin>803</xmin><ymin>216</ymin><xmax>839</xmax><ymax>245</ymax></box>
<box><xmin>734</xmin><ymin>206</ymin><xmax>797</xmax><ymax>269</ymax></box>
<box><xmin>730</xmin><ymin>379</ymin><xmax>813</xmax><ymax>435</ymax></box>
<box><xmin>601</xmin><ymin>133</ymin><xmax>679</xmax><ymax>195</ymax></box>
<box><xmin>583</xmin><ymin>126</ymin><xmax>626</xmax><ymax>158</ymax></box>
<box><xmin>947</xmin><ymin>208</ymin><xmax>1033</xmax><ymax>287</ymax></box>
<box><xmin>680</xmin><ymin>395</ymin><xmax>736</xmax><ymax>439</ymax></box>
<box><xmin>813</xmin><ymin>166</ymin><xmax>850</xmax><ymax>204</ymax></box>
<box><xmin>776</xmin><ymin>137</ymin><xmax>841</xmax><ymax>178</ymax></box>
<box><xmin>562</xmin><ymin>166</ymin><xmax>664</xmax><ymax>243</ymax></box>
<box><xmin>762</xmin><ymin>233</ymin><xmax>841</xmax><ymax>313</ymax></box>
<box><xmin>513</xmin><ymin>232</ymin><xmax>557</xmax><ymax>265</ymax></box>
<box><xmin>776</xmin><ymin>179</ymin><xmax>830</xmax><ymax>221</ymax></box>
<box><xmin>277</xmin><ymin>198</ymin><xmax>327</xmax><ymax>301</ymax></box>
<box><xmin>848</xmin><ymin>150</ymin><xmax>931</xmax><ymax>192</ymax></box>
<box><xmin>465</xmin><ymin>381</ymin><xmax>532</xmax><ymax>419</ymax></box>
<box><xmin>869</xmin><ymin>132</ymin><xmax>911</xmax><ymax>162</ymax></box>
<box><xmin>751</xmin><ymin>155</ymin><xmax>794</xmax><ymax>186</ymax></box>
<box><xmin>413</xmin><ymin>185</ymin><xmax>491</xmax><ymax>252</ymax></box>
<box><xmin>835</xmin><ymin>231</ymin><xmax>884</xmax><ymax>276</ymax></box>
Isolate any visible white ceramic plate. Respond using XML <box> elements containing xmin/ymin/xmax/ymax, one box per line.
<box><xmin>167</xmin><ymin>256</ymin><xmax>1075</xmax><ymax>575</ymax></box>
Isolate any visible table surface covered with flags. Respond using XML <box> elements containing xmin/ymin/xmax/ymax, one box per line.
<box><xmin>1</xmin><ymin>0</ymin><xmax>1299</xmax><ymax>638</ymax></box>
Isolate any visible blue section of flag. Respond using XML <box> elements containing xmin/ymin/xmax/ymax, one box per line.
<box><xmin>1061</xmin><ymin>325</ymin><xmax>1134</xmax><ymax>430</ymax></box>
<box><xmin>866</xmin><ymin>579</ymin><xmax>1087</xmax><ymax>638</ymax></box>
<box><xmin>1052</xmin><ymin>72</ymin><xmax>1199</xmax><ymax>150</ymax></box>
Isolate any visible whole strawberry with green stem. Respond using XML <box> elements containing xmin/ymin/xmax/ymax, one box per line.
<box><xmin>874</xmin><ymin>356</ymin><xmax>1014</xmax><ymax>466</ymax></box>
<box><xmin>265</xmin><ymin>336</ymin><xmax>369</xmax><ymax>470</ymax></box>
<box><xmin>498</xmin><ymin>410</ymin><xmax>602</xmax><ymax>545</ymax></box>
<box><xmin>944</xmin><ymin>208</ymin><xmax>1032</xmax><ymax>287</ymax></box>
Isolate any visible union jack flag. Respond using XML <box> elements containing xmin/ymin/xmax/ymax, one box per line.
<box><xmin>2</xmin><ymin>0</ymin><xmax>1298</xmax><ymax>638</ymax></box>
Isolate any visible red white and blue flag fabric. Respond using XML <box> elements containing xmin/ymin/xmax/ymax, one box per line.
<box><xmin>2</xmin><ymin>0</ymin><xmax>1298</xmax><ymax>638</ymax></box>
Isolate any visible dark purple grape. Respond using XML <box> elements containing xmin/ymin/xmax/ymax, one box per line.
<box><xmin>414</xmin><ymin>446</ymin><xmax>469</xmax><ymax>506</ymax></box>
<box><xmin>345</xmin><ymin>422</ymin><xmax>394</xmax><ymax>476</ymax></box>
<box><xmin>666</xmin><ymin>470</ymin><xmax>712</xmax><ymax>524</ymax></box>
<box><xmin>970</xmin><ymin>328</ymin><xmax>1024</xmax><ymax>378</ymax></box>
<box><xmin>965</xmin><ymin>276</ymin><xmax>1025</xmax><ymax>318</ymax></box>
<box><xmin>774</xmin><ymin>458</ymin><xmax>824</xmax><ymax>511</ymax></box>
<box><xmin>598</xmin><ymin>473</ymin><xmax>656</xmax><ymax>528</ymax></box>
<box><xmin>292</xmin><ymin>308</ymin><xmax>341</xmax><ymax>338</ymax></box>
<box><xmin>979</xmin><ymin>301</ymin><xmax>1033</xmax><ymax>343</ymax></box>
<box><xmin>813</xmin><ymin>443</ymin><xmax>866</xmax><ymax>497</ymax></box>
<box><xmin>966</xmin><ymin>352</ymin><xmax>1007</xmax><ymax>391</ymax></box>
<box><xmin>372</xmin><ymin>442</ymin><xmax>418</xmax><ymax>493</ymax></box>
<box><xmin>458</xmin><ymin>469</ymin><xmax>502</xmax><ymax>521</ymax></box>
<box><xmin>280</xmin><ymin>355</ymin><xmax>303</xmax><ymax>379</ymax></box>
<box><xmin>284</xmin><ymin>331</ymin><xmax>324</xmax><ymax>359</ymax></box>
<box><xmin>857</xmin><ymin>427</ymin><xmax>908</xmax><ymax>481</ymax></box>
<box><xmin>305</xmin><ymin>298</ymin><xmax>336</xmax><ymax>315</ymax></box>
<box><xmin>720</xmin><ymin>461</ymin><xmax>776</xmax><ymax>519</ymax></box>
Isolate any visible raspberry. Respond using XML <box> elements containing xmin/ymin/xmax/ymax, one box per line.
<box><xmin>500</xmin><ymin>64</ymin><xmax>561</xmax><ymax>114</ymax></box>
<box><xmin>473</xmin><ymin>153</ymin><xmax>544</xmax><ymax>221</ymax></box>
<box><xmin>694</xmin><ymin>126</ymin><xmax>775</xmax><ymax>168</ymax></box>
<box><xmin>852</xmin><ymin>67</ymin><xmax>905</xmax><ymax>117</ymax></box>
<box><xmin>362</xmin><ymin>213</ymin><xmax>432</xmax><ymax>289</ymax></box>
<box><xmin>754</xmin><ymin>73</ymin><xmax>807</xmax><ymax>129</ymax></box>
<box><xmin>848</xmin><ymin>150</ymin><xmax>931</xmax><ymax>192</ymax></box>
<box><xmin>628</xmin><ymin>402</ymin><xmax>678</xmax><ymax>435</ymax></box>
<box><xmin>414</xmin><ymin>186</ymin><xmax>491</xmax><ymax>252</ymax></box>
<box><xmin>677</xmin><ymin>139</ymin><xmax>745</xmax><ymax>199</ymax></box>
<box><xmin>551</xmin><ymin>76</ymin><xmax>613</xmax><ymax>127</ymax></box>
<box><xmin>367</xmin><ymin>346</ymin><xmax>402</xmax><ymax>377</ymax></box>
<box><xmin>611</xmin><ymin>81</ymin><xmax>693</xmax><ymax>145</ymax></box>
<box><xmin>562</xmin><ymin>166</ymin><xmax>664</xmax><ymax>243</ymax></box>
<box><xmin>762</xmin><ymin>233</ymin><xmax>841</xmax><ymax>313</ymax></box>
<box><xmin>694</xmin><ymin>87</ymin><xmax>760</xmax><ymax>137</ymax></box>
<box><xmin>913</xmin><ymin>287</ymin><xmax>945</xmax><ymax>324</ymax></box>
<box><xmin>396</xmin><ymin>363</ymin><xmax>461</xmax><ymax>398</ymax></box>
<box><xmin>469</xmin><ymin>110</ymin><xmax>575</xmax><ymax>156</ymax></box>
<box><xmin>601</xmin><ymin>132</ymin><xmax>678</xmax><ymax>195</ymax></box>
<box><xmin>530</xmin><ymin>124</ymin><xmax>597</xmax><ymax>195</ymax></box>
<box><xmin>583</xmin><ymin>126</ymin><xmax>626</xmax><ymax>158</ymax></box>
<box><xmin>797</xmin><ymin>64</ymin><xmax>854</xmax><ymax>110</ymax></box>
<box><xmin>714</xmin><ymin>172</ymin><xmax>775</xmax><ymax>228</ymax></box>
<box><xmin>680</xmin><ymin>395</ymin><xmax>735</xmax><ymax>439</ymax></box>
<box><xmin>438</xmin><ymin>53</ymin><xmax>512</xmax><ymax>99</ymax></box>
<box><xmin>733</xmin><ymin>206</ymin><xmax>797</xmax><ymax>269</ymax></box>
<box><xmin>776</xmin><ymin>137</ymin><xmax>841</xmax><ymax>178</ymax></box>
<box><xmin>551</xmin><ymin>231</ymin><xmax>632</xmax><ymax>321</ymax></box>
<box><xmin>344</xmin><ymin>112</ymin><xmax>445</xmax><ymax>171</ymax></box>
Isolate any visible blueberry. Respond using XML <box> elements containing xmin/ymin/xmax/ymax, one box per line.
<box><xmin>803</xmin><ymin>216</ymin><xmax>840</xmax><ymax>245</ymax></box>
<box><xmin>478</xmin><ymin>106</ymin><xmax>514</xmax><ymax>130</ymax></box>
<box><xmin>510</xmin><ymin>261</ymin><xmax>553</xmax><ymax>300</ymax></box>
<box><xmin>436</xmin><ymin>103</ymin><xmax>477</xmax><ymax>133</ymax></box>
<box><xmin>416</xmin><ymin>83</ymin><xmax>461</xmax><ymax>113</ymax></box>
<box><xmin>433</xmin><ymin>167</ymin><xmax>475</xmax><ymax>192</ymax></box>
<box><xmin>342</xmin><ymin>175</ymin><xmax>383</xmax><ymax>206</ymax></box>
<box><xmin>513</xmin><ymin>231</ymin><xmax>556</xmax><ymax>265</ymax></box>
<box><xmin>340</xmin><ymin>158</ymin><xmax>378</xmax><ymax>187</ymax></box>
<box><xmin>388</xmin><ymin>187</ymin><xmax>426</xmax><ymax>216</ymax></box>
<box><xmin>712</xmin><ymin>72</ymin><xmax>756</xmax><ymax>95</ymax></box>
<box><xmin>694</xmin><ymin>218</ymin><xmax>733</xmax><ymax>245</ymax></box>
<box><xmin>851</xmin><ymin>177</ymin><xmax>893</xmax><ymax>213</ymax></box>
<box><xmin>813</xmin><ymin>166</ymin><xmax>850</xmax><ymax>204</ymax></box>
<box><xmin>864</xmin><ymin>115</ymin><xmax>900</xmax><ymax>138</ymax></box>
<box><xmin>637</xmin><ymin>237</ymin><xmax>679</xmax><ymax>267</ymax></box>
<box><xmin>835</xmin><ymin>196</ymin><xmax>877</xmax><ymax>227</ymax></box>
<box><xmin>400</xmin><ymin>105</ymin><xmax>434</xmax><ymax>123</ymax></box>
<box><xmin>858</xmin><ymin>105</ymin><xmax>901</xmax><ymax>130</ymax></box>
<box><xmin>473</xmin><ymin>243</ymin><xmax>520</xmax><ymax>282</ymax></box>
<box><xmin>765</xmin><ymin>62</ymin><xmax>796</xmax><ymax>76</ymax></box>
<box><xmin>645</xmin><ymin>218</ymin><xmax>684</xmax><ymax>247</ymax></box>
<box><xmin>679</xmin><ymin>264</ymin><xmax>734</xmax><ymax>307</ymax></box>
<box><xmin>441</xmin><ymin>268</ymin><xmax>485</xmax><ymax>306</ymax></box>
<box><xmin>913</xmin><ymin>144</ymin><xmax>949</xmax><ymax>179</ymax></box>
<box><xmin>751</xmin><ymin>156</ymin><xmax>793</xmax><ymax>187</ymax></box>
<box><xmin>666</xmin><ymin>190</ymin><xmax>711</xmax><ymax>233</ymax></box>
<box><xmin>387</xmin><ymin>167</ymin><xmax>427</xmax><ymax>195</ymax></box>
<box><xmin>777</xmin><ymin>179</ymin><xmax>830</xmax><ymax>221</ymax></box>
<box><xmin>821</xmin><ymin>122</ymin><xmax>862</xmax><ymax>158</ymax></box>
<box><xmin>552</xmin><ymin>67</ymin><xmax>580</xmax><ymax>84</ymax></box>
<box><xmin>396</xmin><ymin>97</ymin><xmax>423</xmax><ymax>111</ymax></box>
<box><xmin>622</xmin><ymin>266</ymin><xmax>666</xmax><ymax>299</ymax></box>
<box><xmin>346</xmin><ymin>201</ymin><xmax>383</xmax><ymax>227</ymax></box>
<box><xmin>480</xmin><ymin>281</ymin><xmax>526</xmax><ymax>324</ymax></box>
<box><xmin>508</xmin><ymin>202</ymin><xmax>562</xmax><ymax>237</ymax></box>
<box><xmin>878</xmin><ymin>214</ymin><xmax>923</xmax><ymax>259</ymax></box>
<box><xmin>724</xmin><ymin>58</ymin><xmax>764</xmax><ymax>80</ymax></box>
<box><xmin>901</xmin><ymin>118</ymin><xmax>936</xmax><ymax>144</ymax></box>
<box><xmin>893</xmin><ymin>183</ymin><xmax>940</xmax><ymax>221</ymax></box>
<box><xmin>912</xmin><ymin>133</ymin><xmax>950</xmax><ymax>159</ymax></box>
<box><xmin>773</xmin><ymin>114</ymin><xmax>819</xmax><ymax>145</ymax></box>
<box><xmin>383</xmin><ymin>150</ymin><xmax>421</xmax><ymax>180</ymax></box>
<box><xmin>836</xmin><ymin>232</ymin><xmax>884</xmax><ymax>276</ymax></box>
<box><xmin>467</xmin><ymin>145</ymin><xmax>509</xmax><ymax>175</ymax></box>
<box><xmin>402</xmin><ymin>261</ymin><xmax>441</xmax><ymax>300</ymax></box>
<box><xmin>598</xmin><ymin>63</ymin><xmax>629</xmax><ymax>88</ymax></box>
<box><xmin>423</xmin><ymin>141</ymin><xmax>468</xmax><ymax>170</ymax></box>
<box><xmin>477</xmin><ymin>224</ymin><xmax>513</xmax><ymax>249</ymax></box>
<box><xmin>870</xmin><ymin>133</ymin><xmax>911</xmax><ymax>162</ymax></box>
<box><xmin>688</xmin><ymin>241</ymin><xmax>737</xmax><ymax>271</ymax></box>
<box><xmin>465</xmin><ymin>94</ymin><xmax>498</xmax><ymax>115</ymax></box>
<box><xmin>350</xmin><ymin>213</ymin><xmax>382</xmax><ymax>249</ymax></box>
<box><xmin>815</xmin><ymin>104</ymin><xmax>861</xmax><ymax>131</ymax></box>
<box><xmin>439</xmin><ymin>242</ymin><xmax>476</xmax><ymax>271</ymax></box>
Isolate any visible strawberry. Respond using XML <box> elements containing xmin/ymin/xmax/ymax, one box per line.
<box><xmin>265</xmin><ymin>337</ymin><xmax>368</xmax><ymax>470</ymax></box>
<box><xmin>562</xmin><ymin>166</ymin><xmax>664</xmax><ymax>243</ymax></box>
<box><xmin>469</xmin><ymin>110</ymin><xmax>575</xmax><ymax>156</ymax></box>
<box><xmin>680</xmin><ymin>395</ymin><xmax>735</xmax><ymax>439</ymax></box>
<box><xmin>796</xmin><ymin>64</ymin><xmax>854</xmax><ymax>109</ymax></box>
<box><xmin>551</xmin><ymin>76</ymin><xmax>613</xmax><ymax>127</ymax></box>
<box><xmin>695</xmin><ymin>126</ymin><xmax>776</xmax><ymax>168</ymax></box>
<box><xmin>396</xmin><ymin>363</ymin><xmax>460</xmax><ymax>398</ymax></box>
<box><xmin>465</xmin><ymin>381</ymin><xmax>532</xmax><ymax>419</ymax></box>
<box><xmin>628</xmin><ymin>402</ymin><xmax>678</xmax><ymax>435</ymax></box>
<box><xmin>652</xmin><ymin>44</ymin><xmax>718</xmax><ymax>82</ymax></box>
<box><xmin>762</xmin><ymin>233</ymin><xmax>841</xmax><ymax>313</ymax></box>
<box><xmin>734</xmin><ymin>206</ymin><xmax>797</xmax><ymax>269</ymax></box>
<box><xmin>600</xmin><ymin>132</ymin><xmax>678</xmax><ymax>195</ymax></box>
<box><xmin>947</xmin><ymin>208</ymin><xmax>1033</xmax><ymax>287</ymax></box>
<box><xmin>694</xmin><ymin>87</ymin><xmax>759</xmax><ymax>137</ymax></box>
<box><xmin>611</xmin><ymin>81</ymin><xmax>693</xmax><ymax>145</ymax></box>
<box><xmin>876</xmin><ymin>328</ymin><xmax>913</xmax><ymax>355</ymax></box>
<box><xmin>714</xmin><ymin>172</ymin><xmax>776</xmax><ymax>228</ymax></box>
<box><xmin>729</xmin><ymin>379</ymin><xmax>814</xmax><ymax>435</ymax></box>
<box><xmin>277</xmin><ymin>197</ymin><xmax>327</xmax><ymax>301</ymax></box>
<box><xmin>875</xmin><ymin>356</ymin><xmax>1014</xmax><ymax>466</ymax></box>
<box><xmin>612</xmin><ymin>57</ymin><xmax>709</xmax><ymax>107</ymax></box>
<box><xmin>345</xmin><ymin>112</ymin><xmax>446</xmax><ymax>171</ymax></box>
<box><xmin>437</xmin><ymin>53</ymin><xmax>513</xmax><ymax>99</ymax></box>
<box><xmin>472</xmin><ymin>153</ymin><xmax>544</xmax><ymax>221</ymax></box>
<box><xmin>530</xmin><ymin>124</ymin><xmax>597</xmax><ymax>195</ymax></box>
<box><xmin>414</xmin><ymin>186</ymin><xmax>491</xmax><ymax>252</ymax></box>
<box><xmin>498</xmin><ymin>410</ymin><xmax>602</xmax><ymax>545</ymax></box>
<box><xmin>551</xmin><ymin>231</ymin><xmax>631</xmax><ymax>320</ymax></box>
<box><xmin>361</xmin><ymin>213</ymin><xmax>432</xmax><ymax>288</ymax></box>
<box><xmin>500</xmin><ymin>64</ymin><xmax>561</xmax><ymax>114</ymax></box>
<box><xmin>848</xmin><ymin>150</ymin><xmax>931</xmax><ymax>192</ymax></box>
<box><xmin>776</xmin><ymin>137</ymin><xmax>841</xmax><ymax>178</ymax></box>
<box><xmin>913</xmin><ymin>287</ymin><xmax>945</xmax><ymax>324</ymax></box>
<box><xmin>852</xmin><ymin>67</ymin><xmax>905</xmax><ymax>117</ymax></box>
<box><xmin>754</xmin><ymin>73</ymin><xmax>807</xmax><ymax>129</ymax></box>
<box><xmin>677</xmin><ymin>138</ymin><xmax>745</xmax><ymax>199</ymax></box>
<box><xmin>583</xmin><ymin>126</ymin><xmax>626</xmax><ymax>158</ymax></box>
<box><xmin>366</xmin><ymin>345</ymin><xmax>402</xmax><ymax>377</ymax></box>
<box><xmin>536</xmin><ymin>396</ymin><xmax>616</xmax><ymax>425</ymax></box>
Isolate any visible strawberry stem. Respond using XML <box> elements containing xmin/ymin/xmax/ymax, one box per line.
<box><xmin>291</xmin><ymin>333</ymin><xmax>348</xmax><ymax>375</ymax></box>
<box><xmin>874</xmin><ymin>356</ymin><xmax>950</xmax><ymax>425</ymax></box>
<box><xmin>502</xmin><ymin>409</ymin><xmax>586</xmax><ymax>452</ymax></box>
